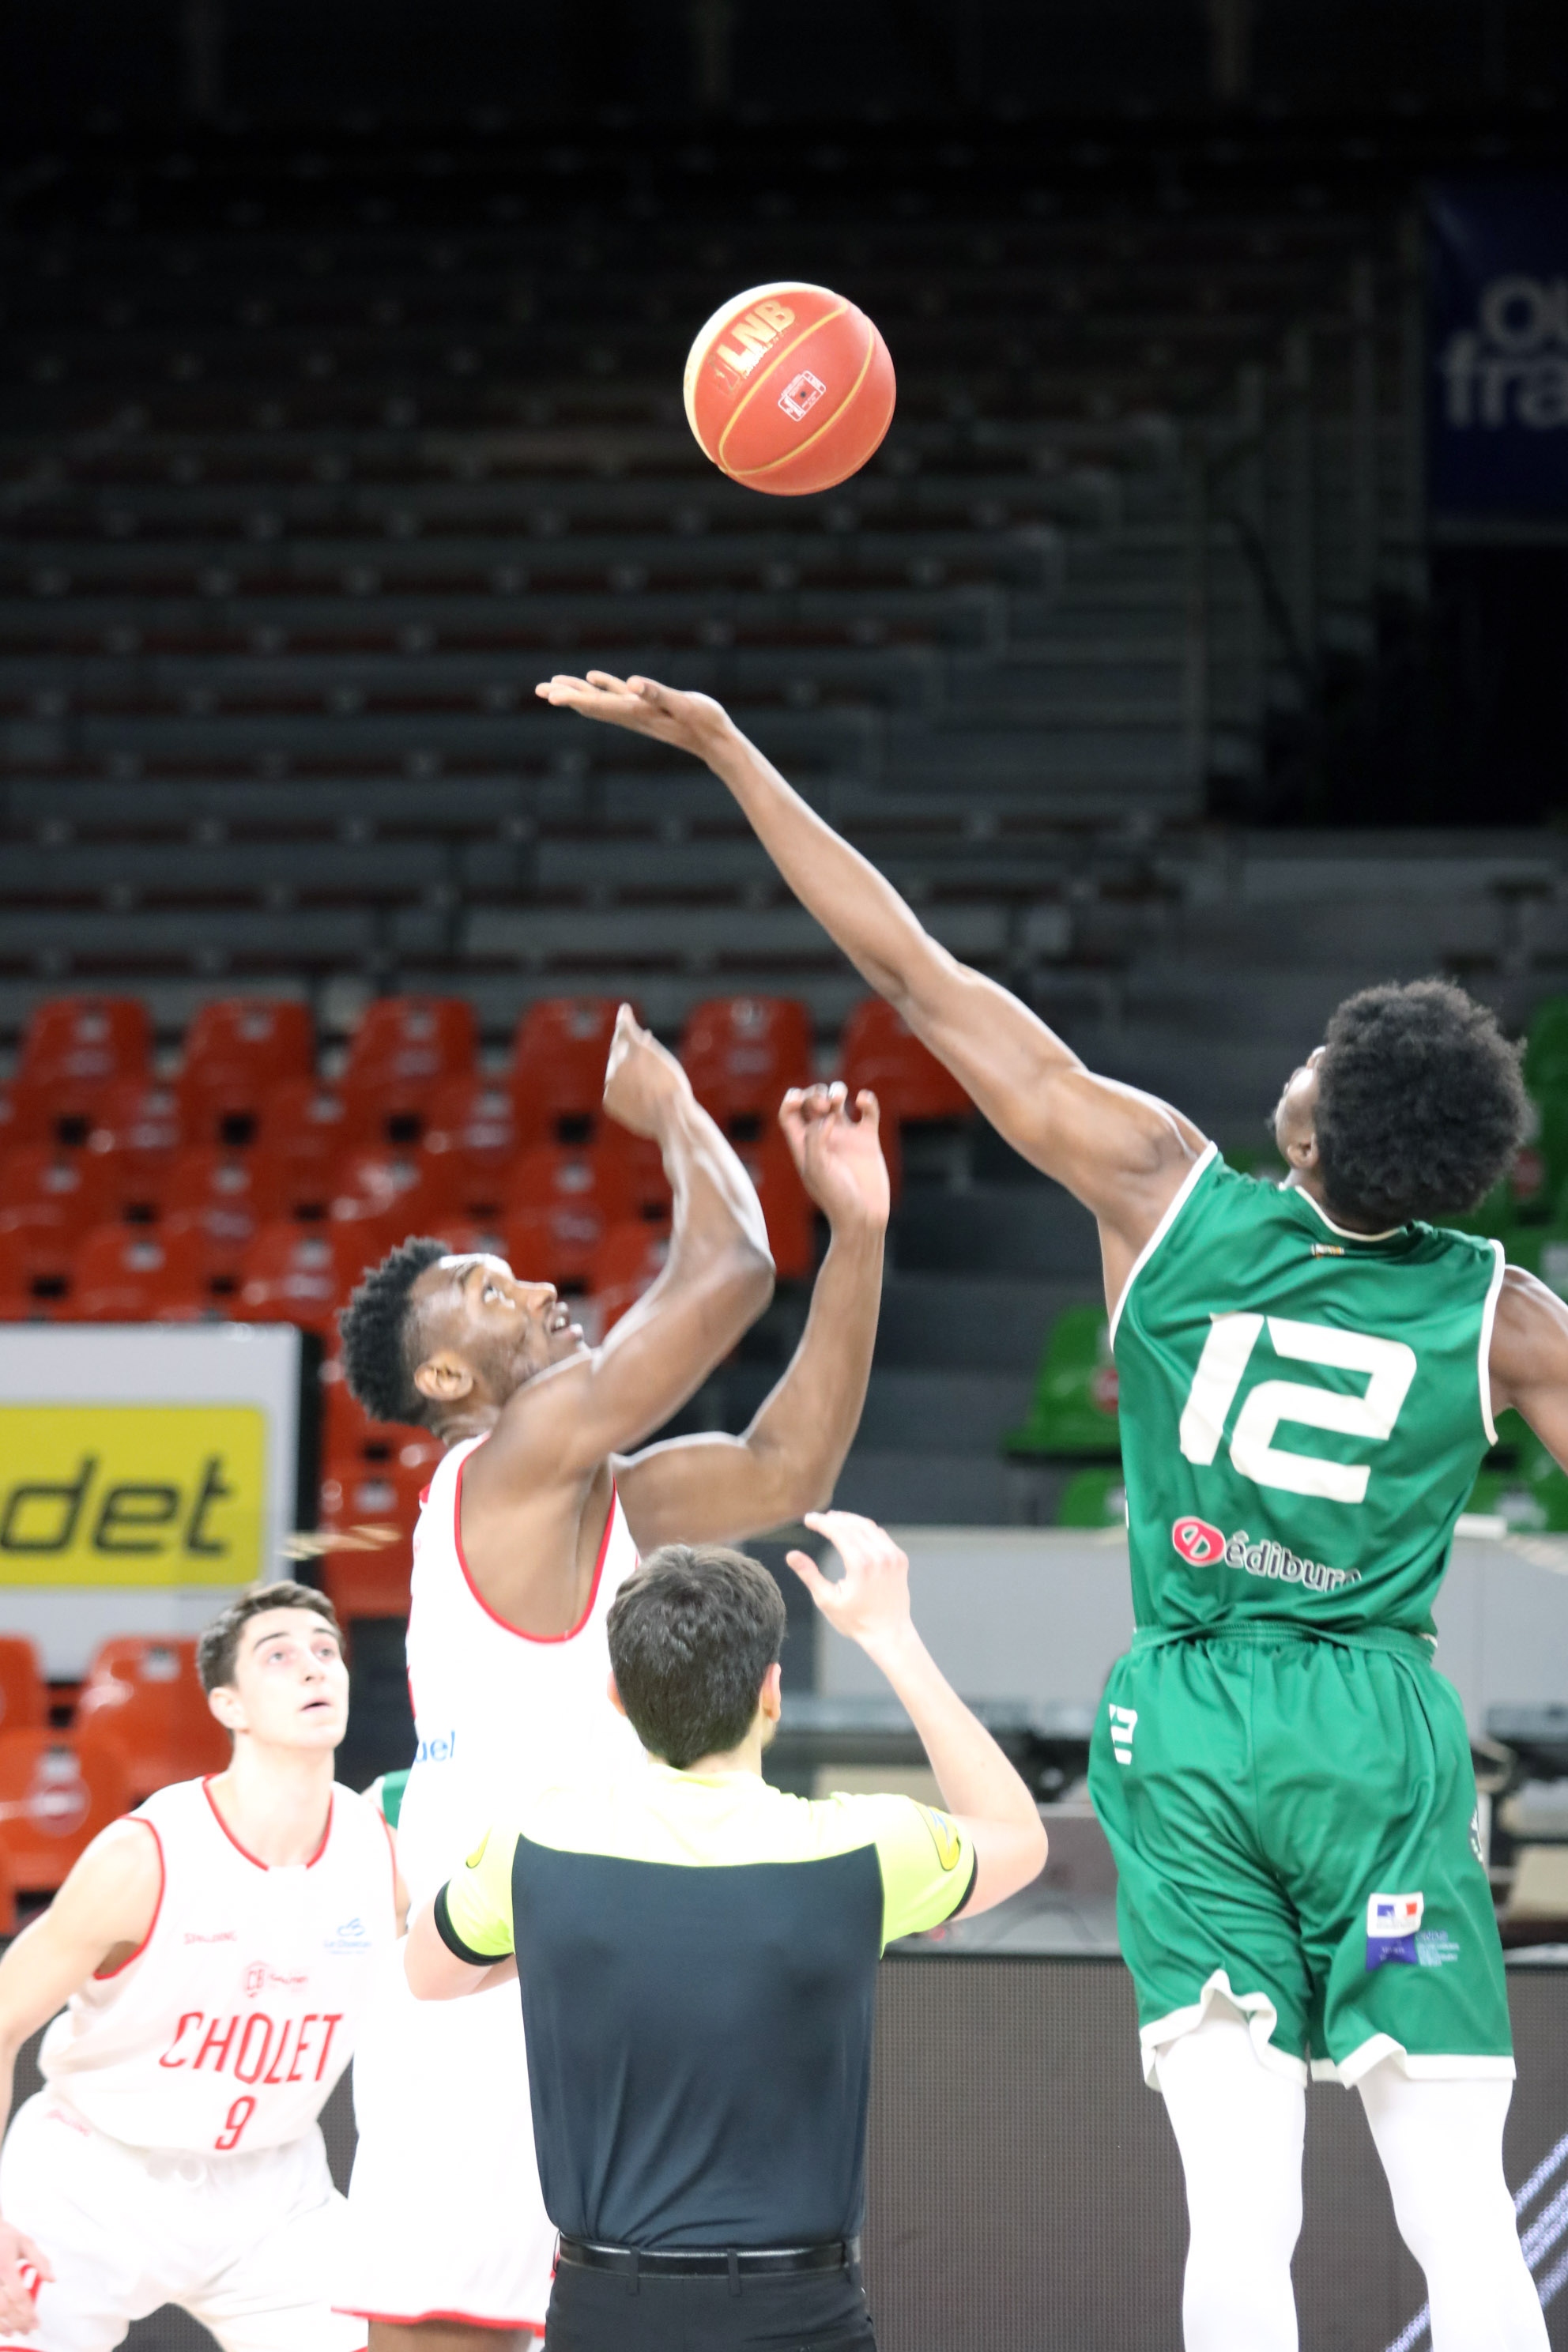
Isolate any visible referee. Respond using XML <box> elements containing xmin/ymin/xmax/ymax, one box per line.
<box><xmin>404</xmin><ymin>1508</ymin><xmax>1047</xmax><ymax>2352</ymax></box>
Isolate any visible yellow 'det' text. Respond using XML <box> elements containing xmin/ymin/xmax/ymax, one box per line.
<box><xmin>0</xmin><ymin>1408</ymin><xmax>266</xmax><ymax>1585</ymax></box>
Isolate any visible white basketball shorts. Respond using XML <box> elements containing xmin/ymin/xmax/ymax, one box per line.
<box><xmin>0</xmin><ymin>2091</ymin><xmax>364</xmax><ymax>2352</ymax></box>
<box><xmin>335</xmin><ymin>1942</ymin><xmax>555</xmax><ymax>2334</ymax></box>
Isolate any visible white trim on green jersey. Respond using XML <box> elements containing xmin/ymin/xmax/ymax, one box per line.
<box><xmin>1478</xmin><ymin>1238</ymin><xmax>1506</xmax><ymax>1447</ymax></box>
<box><xmin>1108</xmin><ymin>1140</ymin><xmax>1219</xmax><ymax>1346</ymax></box>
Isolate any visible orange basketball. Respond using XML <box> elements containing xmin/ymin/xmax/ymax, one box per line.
<box><xmin>683</xmin><ymin>281</ymin><xmax>896</xmax><ymax>497</ymax></box>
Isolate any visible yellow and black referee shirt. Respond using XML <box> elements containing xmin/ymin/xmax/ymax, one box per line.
<box><xmin>433</xmin><ymin>1764</ymin><xmax>976</xmax><ymax>2251</ymax></box>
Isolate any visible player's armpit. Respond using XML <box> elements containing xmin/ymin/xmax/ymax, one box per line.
<box><xmin>0</xmin><ymin>1818</ymin><xmax>163</xmax><ymax>2150</ymax></box>
<box><xmin>1487</xmin><ymin>1262</ymin><xmax>1568</xmax><ymax>1460</ymax></box>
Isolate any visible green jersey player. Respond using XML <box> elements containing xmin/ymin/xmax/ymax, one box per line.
<box><xmin>543</xmin><ymin>665</ymin><xmax>1562</xmax><ymax>2352</ymax></box>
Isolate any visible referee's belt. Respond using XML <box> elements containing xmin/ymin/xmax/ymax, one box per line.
<box><xmin>557</xmin><ymin>2237</ymin><xmax>859</xmax><ymax>2277</ymax></box>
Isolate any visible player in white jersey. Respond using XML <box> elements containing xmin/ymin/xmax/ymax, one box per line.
<box><xmin>334</xmin><ymin>1006</ymin><xmax>890</xmax><ymax>2351</ymax></box>
<box><xmin>0</xmin><ymin>1581</ymin><xmax>400</xmax><ymax>2352</ymax></box>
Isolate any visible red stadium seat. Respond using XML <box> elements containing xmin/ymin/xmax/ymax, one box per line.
<box><xmin>420</xmin><ymin>1076</ymin><xmax>522</xmax><ymax>1220</ymax></box>
<box><xmin>839</xmin><ymin>999</ymin><xmax>971</xmax><ymax>1122</ymax></box>
<box><xmin>511</xmin><ymin>997</ymin><xmax>624</xmax><ymax>1145</ymax></box>
<box><xmin>0</xmin><ymin>1638</ymin><xmax>47</xmax><ymax>1736</ymax></box>
<box><xmin>587</xmin><ymin>1220</ymin><xmax>669</xmax><ymax>1337</ymax></box>
<box><xmin>254</xmin><ymin>1079</ymin><xmax>368</xmax><ymax>1218</ymax></box>
<box><xmin>67</xmin><ymin>1223</ymin><xmax>220</xmax><ymax>1321</ymax></box>
<box><xmin>733</xmin><ymin>1129</ymin><xmax>815</xmax><ymax>1282</ymax></box>
<box><xmin>8</xmin><ymin>997</ymin><xmax>152</xmax><ymax>1148</ymax></box>
<box><xmin>0</xmin><ymin>1145</ymin><xmax>116</xmax><ymax>1229</ymax></box>
<box><xmin>179</xmin><ymin>999</ymin><xmax>315</xmax><ymax>1147</ymax></box>
<box><xmin>320</xmin><ymin>1353</ymin><xmax>445</xmax><ymax>1469</ymax></box>
<box><xmin>0</xmin><ymin>1731</ymin><xmax>129</xmax><ymax>1896</ymax></box>
<box><xmin>239</xmin><ymin>1223</ymin><xmax>349</xmax><ymax>1335</ymax></box>
<box><xmin>340</xmin><ymin>997</ymin><xmax>477</xmax><ymax>1143</ymax></box>
<box><xmin>317</xmin><ymin>1455</ymin><xmax>429</xmax><ymax>1621</ymax></box>
<box><xmin>162</xmin><ymin>1148</ymin><xmax>268</xmax><ymax>1240</ymax></box>
<box><xmin>0</xmin><ymin>1216</ymin><xmax>74</xmax><ymax>1310</ymax></box>
<box><xmin>505</xmin><ymin>1144</ymin><xmax>643</xmax><ymax>1289</ymax></box>
<box><xmin>75</xmin><ymin>1636</ymin><xmax>228</xmax><ymax>1800</ymax></box>
<box><xmin>330</xmin><ymin>1149</ymin><xmax>455</xmax><ymax>1265</ymax></box>
<box><xmin>84</xmin><ymin>1080</ymin><xmax>186</xmax><ymax>1219</ymax></box>
<box><xmin>680</xmin><ymin>997</ymin><xmax>813</xmax><ymax>1133</ymax></box>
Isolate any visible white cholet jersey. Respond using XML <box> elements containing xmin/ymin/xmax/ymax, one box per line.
<box><xmin>396</xmin><ymin>1434</ymin><xmax>645</xmax><ymax>1908</ymax></box>
<box><xmin>39</xmin><ymin>1775</ymin><xmax>396</xmax><ymax>2154</ymax></box>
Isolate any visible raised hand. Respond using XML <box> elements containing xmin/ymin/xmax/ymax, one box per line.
<box><xmin>786</xmin><ymin>1510</ymin><xmax>913</xmax><ymax>1654</ymax></box>
<box><xmin>778</xmin><ymin>1084</ymin><xmax>890</xmax><ymax>1235</ymax></box>
<box><xmin>601</xmin><ymin>1003</ymin><xmax>692</xmax><ymax>1140</ymax></box>
<box><xmin>534</xmin><ymin>670</ymin><xmax>733</xmax><ymax>762</ymax></box>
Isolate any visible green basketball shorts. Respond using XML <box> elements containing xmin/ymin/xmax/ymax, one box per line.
<box><xmin>1087</xmin><ymin>1625</ymin><xmax>1513</xmax><ymax>2088</ymax></box>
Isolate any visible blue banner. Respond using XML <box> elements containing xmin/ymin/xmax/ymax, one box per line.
<box><xmin>1428</xmin><ymin>179</ymin><xmax>1568</xmax><ymax>518</ymax></box>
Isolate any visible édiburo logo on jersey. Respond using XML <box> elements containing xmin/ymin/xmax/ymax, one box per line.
<box><xmin>1171</xmin><ymin>1516</ymin><xmax>1361</xmax><ymax>1595</ymax></box>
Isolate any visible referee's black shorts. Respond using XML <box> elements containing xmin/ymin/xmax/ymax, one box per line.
<box><xmin>544</xmin><ymin>2250</ymin><xmax>876</xmax><ymax>2352</ymax></box>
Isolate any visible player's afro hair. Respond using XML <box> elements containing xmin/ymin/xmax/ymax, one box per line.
<box><xmin>1313</xmin><ymin>980</ymin><xmax>1528</xmax><ymax>1229</ymax></box>
<box><xmin>337</xmin><ymin>1235</ymin><xmax>450</xmax><ymax>1427</ymax></box>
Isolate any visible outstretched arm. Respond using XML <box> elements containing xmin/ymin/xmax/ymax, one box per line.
<box><xmin>0</xmin><ymin>1820</ymin><xmax>163</xmax><ymax>2335</ymax></box>
<box><xmin>470</xmin><ymin>1008</ymin><xmax>775</xmax><ymax>1495</ymax></box>
<box><xmin>537</xmin><ymin>675</ymin><xmax>1206</xmax><ymax>1277</ymax></box>
<box><xmin>616</xmin><ymin>1083</ymin><xmax>889</xmax><ymax>1550</ymax></box>
<box><xmin>789</xmin><ymin>1511</ymin><xmax>1047</xmax><ymax>1916</ymax></box>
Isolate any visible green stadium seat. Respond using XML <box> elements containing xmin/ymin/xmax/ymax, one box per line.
<box><xmin>1004</xmin><ymin>1305</ymin><xmax>1120</xmax><ymax>1458</ymax></box>
<box><xmin>1055</xmin><ymin>1464</ymin><xmax>1127</xmax><ymax>1528</ymax></box>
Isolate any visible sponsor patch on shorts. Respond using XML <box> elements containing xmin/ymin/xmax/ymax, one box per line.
<box><xmin>1366</xmin><ymin>1890</ymin><xmax>1423</xmax><ymax>1968</ymax></box>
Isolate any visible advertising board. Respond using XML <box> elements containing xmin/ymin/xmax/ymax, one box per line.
<box><xmin>0</xmin><ymin>1325</ymin><xmax>308</xmax><ymax>1674</ymax></box>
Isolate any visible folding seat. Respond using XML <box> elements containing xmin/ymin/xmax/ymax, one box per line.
<box><xmin>511</xmin><ymin>997</ymin><xmax>624</xmax><ymax>1145</ymax></box>
<box><xmin>586</xmin><ymin>1219</ymin><xmax>669</xmax><ymax>1338</ymax></box>
<box><xmin>1004</xmin><ymin>1307</ymin><xmax>1121</xmax><ymax>1457</ymax></box>
<box><xmin>7</xmin><ymin>997</ymin><xmax>152</xmax><ymax>1148</ymax></box>
<box><xmin>74</xmin><ymin>1636</ymin><xmax>228</xmax><ymax>1800</ymax></box>
<box><xmin>730</xmin><ymin>1128</ymin><xmax>816</xmax><ymax>1283</ymax></box>
<box><xmin>179</xmin><ymin>998</ymin><xmax>315</xmax><ymax>1148</ymax></box>
<box><xmin>0</xmin><ymin>1731</ymin><xmax>129</xmax><ymax>1901</ymax></box>
<box><xmin>3</xmin><ymin>1143</ymin><xmax>130</xmax><ymax>1301</ymax></box>
<box><xmin>84</xmin><ymin>1079</ymin><xmax>185</xmax><ymax>1219</ymax></box>
<box><xmin>0</xmin><ymin>1638</ymin><xmax>47</xmax><ymax>1734</ymax></box>
<box><xmin>420</xmin><ymin>1075</ymin><xmax>522</xmax><ymax>1221</ymax></box>
<box><xmin>505</xmin><ymin>1144</ymin><xmax>641</xmax><ymax>1290</ymax></box>
<box><xmin>0</xmin><ymin>1145</ymin><xmax>116</xmax><ymax>1232</ymax></box>
<box><xmin>320</xmin><ymin>1352</ymin><xmax>445</xmax><ymax>1472</ymax></box>
<box><xmin>162</xmin><ymin>1149</ymin><xmax>268</xmax><ymax>1251</ymax></box>
<box><xmin>680</xmin><ymin>997</ymin><xmax>813</xmax><ymax>1136</ymax></box>
<box><xmin>330</xmin><ymin>1148</ymin><xmax>456</xmax><ymax>1266</ymax></box>
<box><xmin>339</xmin><ymin>997</ymin><xmax>477</xmax><ymax>1144</ymax></box>
<box><xmin>839</xmin><ymin>999</ymin><xmax>971</xmax><ymax>1123</ymax></box>
<box><xmin>0</xmin><ymin>1219</ymin><xmax>74</xmax><ymax>1312</ymax></box>
<box><xmin>317</xmin><ymin>1455</ymin><xmax>429</xmax><ymax>1622</ymax></box>
<box><xmin>239</xmin><ymin>1222</ymin><xmax>349</xmax><ymax>1336</ymax></box>
<box><xmin>68</xmin><ymin>1223</ymin><xmax>219</xmax><ymax>1322</ymax></box>
<box><xmin>253</xmin><ymin>1078</ymin><xmax>368</xmax><ymax>1219</ymax></box>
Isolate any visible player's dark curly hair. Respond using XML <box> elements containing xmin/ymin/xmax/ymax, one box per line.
<box><xmin>1313</xmin><ymin>980</ymin><xmax>1528</xmax><ymax>1228</ymax></box>
<box><xmin>338</xmin><ymin>1235</ymin><xmax>450</xmax><ymax>1427</ymax></box>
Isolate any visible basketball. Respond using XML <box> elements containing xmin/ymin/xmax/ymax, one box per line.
<box><xmin>682</xmin><ymin>281</ymin><xmax>896</xmax><ymax>496</ymax></box>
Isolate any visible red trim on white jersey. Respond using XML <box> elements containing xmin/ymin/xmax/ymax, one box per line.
<box><xmin>453</xmin><ymin>1448</ymin><xmax>619</xmax><ymax>1645</ymax></box>
<box><xmin>202</xmin><ymin>1780</ymin><xmax>334</xmax><ymax>1871</ymax></box>
<box><xmin>92</xmin><ymin>1819</ymin><xmax>165</xmax><ymax>1981</ymax></box>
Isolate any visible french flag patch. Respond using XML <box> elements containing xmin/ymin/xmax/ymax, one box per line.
<box><xmin>1366</xmin><ymin>1890</ymin><xmax>1424</xmax><ymax>1969</ymax></box>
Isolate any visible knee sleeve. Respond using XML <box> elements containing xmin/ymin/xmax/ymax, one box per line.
<box><xmin>1357</xmin><ymin>2067</ymin><xmax>1547</xmax><ymax>2352</ymax></box>
<box><xmin>1157</xmin><ymin>2013</ymin><xmax>1305</xmax><ymax>2352</ymax></box>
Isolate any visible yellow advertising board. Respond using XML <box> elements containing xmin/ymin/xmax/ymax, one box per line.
<box><xmin>0</xmin><ymin>1407</ymin><xmax>266</xmax><ymax>1587</ymax></box>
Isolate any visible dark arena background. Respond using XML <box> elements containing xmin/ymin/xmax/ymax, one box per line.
<box><xmin>6</xmin><ymin>2</ymin><xmax>1568</xmax><ymax>2346</ymax></box>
